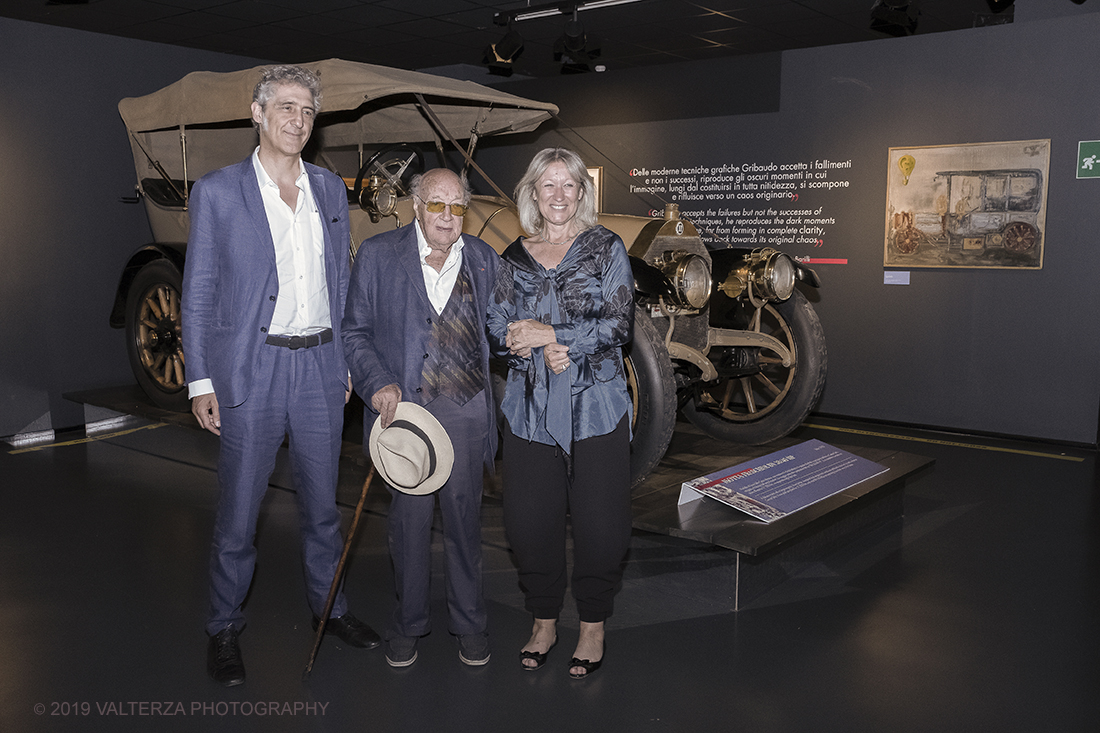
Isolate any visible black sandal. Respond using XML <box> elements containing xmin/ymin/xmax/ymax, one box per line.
<box><xmin>568</xmin><ymin>644</ymin><xmax>604</xmax><ymax>679</ymax></box>
<box><xmin>519</xmin><ymin>639</ymin><xmax>557</xmax><ymax>671</ymax></box>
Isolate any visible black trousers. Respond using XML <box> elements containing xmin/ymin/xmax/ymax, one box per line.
<box><xmin>502</xmin><ymin>416</ymin><xmax>631</xmax><ymax>623</ymax></box>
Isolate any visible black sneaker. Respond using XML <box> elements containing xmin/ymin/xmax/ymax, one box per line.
<box><xmin>384</xmin><ymin>635</ymin><xmax>419</xmax><ymax>668</ymax></box>
<box><xmin>458</xmin><ymin>633</ymin><xmax>490</xmax><ymax>666</ymax></box>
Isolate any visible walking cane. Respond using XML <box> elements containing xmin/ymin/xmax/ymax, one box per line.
<box><xmin>303</xmin><ymin>466</ymin><xmax>375</xmax><ymax>678</ymax></box>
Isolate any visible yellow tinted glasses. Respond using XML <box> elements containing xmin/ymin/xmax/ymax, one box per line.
<box><xmin>416</xmin><ymin>195</ymin><xmax>467</xmax><ymax>217</ymax></box>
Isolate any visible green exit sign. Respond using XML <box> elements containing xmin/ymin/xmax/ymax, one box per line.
<box><xmin>1077</xmin><ymin>140</ymin><xmax>1100</xmax><ymax>179</ymax></box>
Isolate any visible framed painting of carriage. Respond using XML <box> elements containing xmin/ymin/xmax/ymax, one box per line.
<box><xmin>885</xmin><ymin>139</ymin><xmax>1049</xmax><ymax>269</ymax></box>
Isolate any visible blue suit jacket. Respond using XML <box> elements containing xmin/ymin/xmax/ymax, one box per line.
<box><xmin>181</xmin><ymin>156</ymin><xmax>351</xmax><ymax>408</ymax></box>
<box><xmin>342</xmin><ymin>222</ymin><xmax>500</xmax><ymax>469</ymax></box>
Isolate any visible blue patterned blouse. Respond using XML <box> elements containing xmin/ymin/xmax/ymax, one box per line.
<box><xmin>488</xmin><ymin>225</ymin><xmax>634</xmax><ymax>452</ymax></box>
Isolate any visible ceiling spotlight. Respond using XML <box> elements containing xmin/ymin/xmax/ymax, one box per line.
<box><xmin>869</xmin><ymin>0</ymin><xmax>919</xmax><ymax>37</ymax></box>
<box><xmin>553</xmin><ymin>9</ymin><xmax>601</xmax><ymax>73</ymax></box>
<box><xmin>563</xmin><ymin>16</ymin><xmax>586</xmax><ymax>54</ymax></box>
<box><xmin>483</xmin><ymin>29</ymin><xmax>524</xmax><ymax>77</ymax></box>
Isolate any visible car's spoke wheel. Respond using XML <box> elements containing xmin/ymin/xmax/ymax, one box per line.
<box><xmin>125</xmin><ymin>260</ymin><xmax>189</xmax><ymax>411</ymax></box>
<box><xmin>683</xmin><ymin>290</ymin><xmax>826</xmax><ymax>444</ymax></box>
<box><xmin>1003</xmin><ymin>221</ymin><xmax>1038</xmax><ymax>252</ymax></box>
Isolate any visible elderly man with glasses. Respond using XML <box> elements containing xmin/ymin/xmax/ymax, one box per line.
<box><xmin>342</xmin><ymin>168</ymin><xmax>500</xmax><ymax>668</ymax></box>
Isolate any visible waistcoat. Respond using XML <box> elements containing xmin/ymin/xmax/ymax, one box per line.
<box><xmin>421</xmin><ymin>262</ymin><xmax>484</xmax><ymax>406</ymax></box>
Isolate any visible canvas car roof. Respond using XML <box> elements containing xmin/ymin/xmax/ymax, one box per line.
<box><xmin>118</xmin><ymin>58</ymin><xmax>558</xmax><ymax>146</ymax></box>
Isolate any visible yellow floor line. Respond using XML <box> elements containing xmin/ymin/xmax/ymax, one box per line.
<box><xmin>8</xmin><ymin>422</ymin><xmax>167</xmax><ymax>454</ymax></box>
<box><xmin>803</xmin><ymin>422</ymin><xmax>1085</xmax><ymax>462</ymax></box>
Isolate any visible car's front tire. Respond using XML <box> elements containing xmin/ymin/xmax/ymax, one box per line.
<box><xmin>624</xmin><ymin>305</ymin><xmax>678</xmax><ymax>491</ymax></box>
<box><xmin>124</xmin><ymin>260</ymin><xmax>189</xmax><ymax>412</ymax></box>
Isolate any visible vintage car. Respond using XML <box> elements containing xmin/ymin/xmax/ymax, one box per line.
<box><xmin>112</xmin><ymin>58</ymin><xmax>826</xmax><ymax>488</ymax></box>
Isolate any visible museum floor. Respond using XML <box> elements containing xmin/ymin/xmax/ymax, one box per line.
<box><xmin>2</xmin><ymin>407</ymin><xmax>1098</xmax><ymax>733</ymax></box>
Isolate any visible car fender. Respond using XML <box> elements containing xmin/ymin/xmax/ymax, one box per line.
<box><xmin>109</xmin><ymin>243</ymin><xmax>186</xmax><ymax>328</ymax></box>
<box><xmin>629</xmin><ymin>255</ymin><xmax>675</xmax><ymax>301</ymax></box>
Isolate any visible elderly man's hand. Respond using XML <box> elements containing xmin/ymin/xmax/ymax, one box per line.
<box><xmin>371</xmin><ymin>383</ymin><xmax>402</xmax><ymax>429</ymax></box>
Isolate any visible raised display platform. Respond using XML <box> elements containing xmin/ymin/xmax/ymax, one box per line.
<box><xmin>627</xmin><ymin>423</ymin><xmax>932</xmax><ymax>608</ymax></box>
<box><xmin>64</xmin><ymin>384</ymin><xmax>196</xmax><ymax>429</ymax></box>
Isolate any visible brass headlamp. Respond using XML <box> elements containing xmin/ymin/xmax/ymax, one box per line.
<box><xmin>718</xmin><ymin>248</ymin><xmax>797</xmax><ymax>302</ymax></box>
<box><xmin>359</xmin><ymin>174</ymin><xmax>398</xmax><ymax>223</ymax></box>
<box><xmin>657</xmin><ymin>250</ymin><xmax>711</xmax><ymax>310</ymax></box>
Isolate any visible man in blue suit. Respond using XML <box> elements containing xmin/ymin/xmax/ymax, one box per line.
<box><xmin>183</xmin><ymin>65</ymin><xmax>380</xmax><ymax>687</ymax></box>
<box><xmin>343</xmin><ymin>168</ymin><xmax>499</xmax><ymax>668</ymax></box>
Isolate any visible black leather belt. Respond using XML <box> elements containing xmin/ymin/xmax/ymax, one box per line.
<box><xmin>265</xmin><ymin>328</ymin><xmax>333</xmax><ymax>350</ymax></box>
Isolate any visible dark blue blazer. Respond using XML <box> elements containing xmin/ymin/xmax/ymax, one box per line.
<box><xmin>182</xmin><ymin>156</ymin><xmax>351</xmax><ymax>407</ymax></box>
<box><xmin>342</xmin><ymin>222</ymin><xmax>500</xmax><ymax>469</ymax></box>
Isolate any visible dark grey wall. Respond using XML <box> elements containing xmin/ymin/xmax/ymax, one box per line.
<box><xmin>474</xmin><ymin>10</ymin><xmax>1100</xmax><ymax>445</ymax></box>
<box><xmin>0</xmin><ymin>18</ymin><xmax>260</xmax><ymax>437</ymax></box>
<box><xmin>3</xmin><ymin>9</ymin><xmax>1099</xmax><ymax>445</ymax></box>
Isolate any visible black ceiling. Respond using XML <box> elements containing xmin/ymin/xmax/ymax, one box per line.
<box><xmin>7</xmin><ymin>0</ymin><xmax>1012</xmax><ymax>79</ymax></box>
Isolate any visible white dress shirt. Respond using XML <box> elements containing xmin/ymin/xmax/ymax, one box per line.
<box><xmin>188</xmin><ymin>150</ymin><xmax>331</xmax><ymax>399</ymax></box>
<box><xmin>253</xmin><ymin>148</ymin><xmax>331</xmax><ymax>336</ymax></box>
<box><xmin>415</xmin><ymin>218</ymin><xmax>465</xmax><ymax>315</ymax></box>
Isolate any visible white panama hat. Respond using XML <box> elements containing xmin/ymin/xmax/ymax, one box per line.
<box><xmin>368</xmin><ymin>403</ymin><xmax>454</xmax><ymax>495</ymax></box>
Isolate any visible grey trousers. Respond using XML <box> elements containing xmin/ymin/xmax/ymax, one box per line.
<box><xmin>206</xmin><ymin>341</ymin><xmax>347</xmax><ymax>636</ymax></box>
<box><xmin>385</xmin><ymin>391</ymin><xmax>490</xmax><ymax>638</ymax></box>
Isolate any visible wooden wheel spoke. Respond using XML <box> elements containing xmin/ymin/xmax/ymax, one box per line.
<box><xmin>740</xmin><ymin>377</ymin><xmax>757</xmax><ymax>414</ymax></box>
<box><xmin>168</xmin><ymin>289</ymin><xmax>180</xmax><ymax>321</ymax></box>
<box><xmin>156</xmin><ymin>287</ymin><xmax>171</xmax><ymax>316</ymax></box>
<box><xmin>719</xmin><ymin>378</ymin><xmax>735</xmax><ymax>412</ymax></box>
<box><xmin>145</xmin><ymin>297</ymin><xmax>163</xmax><ymax>320</ymax></box>
<box><xmin>752</xmin><ymin>371</ymin><xmax>782</xmax><ymax>397</ymax></box>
